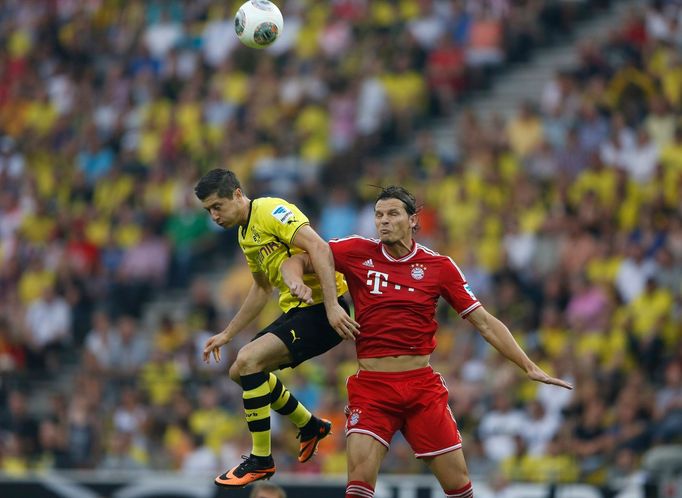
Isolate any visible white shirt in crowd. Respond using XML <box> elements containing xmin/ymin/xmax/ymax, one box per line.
<box><xmin>478</xmin><ymin>407</ymin><xmax>526</xmax><ymax>462</ymax></box>
<box><xmin>615</xmin><ymin>258</ymin><xmax>658</xmax><ymax>303</ymax></box>
<box><xmin>25</xmin><ymin>296</ymin><xmax>71</xmax><ymax>349</ymax></box>
<box><xmin>521</xmin><ymin>409</ymin><xmax>560</xmax><ymax>456</ymax></box>
<box><xmin>622</xmin><ymin>139</ymin><xmax>659</xmax><ymax>183</ymax></box>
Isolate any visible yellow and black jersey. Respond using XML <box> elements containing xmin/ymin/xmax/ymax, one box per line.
<box><xmin>238</xmin><ymin>197</ymin><xmax>347</xmax><ymax>312</ymax></box>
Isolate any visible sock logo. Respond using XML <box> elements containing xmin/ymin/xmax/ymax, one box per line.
<box><xmin>290</xmin><ymin>329</ymin><xmax>300</xmax><ymax>343</ymax></box>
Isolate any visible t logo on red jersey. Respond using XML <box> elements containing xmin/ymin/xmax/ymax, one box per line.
<box><xmin>366</xmin><ymin>270</ymin><xmax>389</xmax><ymax>295</ymax></box>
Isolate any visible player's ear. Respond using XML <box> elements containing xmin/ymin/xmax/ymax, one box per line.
<box><xmin>409</xmin><ymin>214</ymin><xmax>417</xmax><ymax>228</ymax></box>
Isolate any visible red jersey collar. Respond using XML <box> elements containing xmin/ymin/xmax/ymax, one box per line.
<box><xmin>380</xmin><ymin>239</ymin><xmax>418</xmax><ymax>262</ymax></box>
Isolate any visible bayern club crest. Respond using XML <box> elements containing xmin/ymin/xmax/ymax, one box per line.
<box><xmin>348</xmin><ymin>408</ymin><xmax>362</xmax><ymax>426</ymax></box>
<box><xmin>410</xmin><ymin>263</ymin><xmax>427</xmax><ymax>280</ymax></box>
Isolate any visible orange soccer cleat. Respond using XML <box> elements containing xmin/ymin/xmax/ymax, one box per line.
<box><xmin>297</xmin><ymin>417</ymin><xmax>332</xmax><ymax>463</ymax></box>
<box><xmin>214</xmin><ymin>454</ymin><xmax>276</xmax><ymax>488</ymax></box>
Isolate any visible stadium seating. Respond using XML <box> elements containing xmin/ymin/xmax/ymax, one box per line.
<box><xmin>0</xmin><ymin>1</ymin><xmax>679</xmax><ymax>494</ymax></box>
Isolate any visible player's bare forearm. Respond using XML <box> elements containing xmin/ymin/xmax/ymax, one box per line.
<box><xmin>307</xmin><ymin>243</ymin><xmax>340</xmax><ymax>307</ymax></box>
<box><xmin>307</xmin><ymin>243</ymin><xmax>360</xmax><ymax>339</ymax></box>
<box><xmin>290</xmin><ymin>225</ymin><xmax>339</xmax><ymax>308</ymax></box>
<box><xmin>281</xmin><ymin>254</ymin><xmax>314</xmax><ymax>304</ymax></box>
<box><xmin>467</xmin><ymin>307</ymin><xmax>572</xmax><ymax>389</ymax></box>
<box><xmin>281</xmin><ymin>254</ymin><xmax>314</xmax><ymax>288</ymax></box>
<box><xmin>290</xmin><ymin>226</ymin><xmax>359</xmax><ymax>339</ymax></box>
<box><xmin>223</xmin><ymin>276</ymin><xmax>271</xmax><ymax>340</ymax></box>
<box><xmin>467</xmin><ymin>307</ymin><xmax>533</xmax><ymax>371</ymax></box>
<box><xmin>203</xmin><ymin>276</ymin><xmax>271</xmax><ymax>363</ymax></box>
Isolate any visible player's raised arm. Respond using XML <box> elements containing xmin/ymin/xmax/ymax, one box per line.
<box><xmin>290</xmin><ymin>226</ymin><xmax>359</xmax><ymax>340</ymax></box>
<box><xmin>280</xmin><ymin>253</ymin><xmax>315</xmax><ymax>305</ymax></box>
<box><xmin>203</xmin><ymin>271</ymin><xmax>272</xmax><ymax>364</ymax></box>
<box><xmin>466</xmin><ymin>306</ymin><xmax>573</xmax><ymax>390</ymax></box>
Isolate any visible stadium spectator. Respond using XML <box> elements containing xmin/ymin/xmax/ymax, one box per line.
<box><xmin>181</xmin><ymin>434</ymin><xmax>220</xmax><ymax>474</ymax></box>
<box><xmin>36</xmin><ymin>418</ymin><xmax>71</xmax><ymax>470</ymax></box>
<box><xmin>250</xmin><ymin>482</ymin><xmax>287</xmax><ymax>498</ymax></box>
<box><xmin>0</xmin><ymin>390</ymin><xmax>39</xmax><ymax>459</ymax></box>
<box><xmin>520</xmin><ymin>400</ymin><xmax>560</xmax><ymax>457</ymax></box>
<box><xmin>478</xmin><ymin>391</ymin><xmax>526</xmax><ymax>462</ymax></box>
<box><xmin>653</xmin><ymin>360</ymin><xmax>682</xmax><ymax>443</ymax></box>
<box><xmin>24</xmin><ymin>283</ymin><xmax>71</xmax><ymax>372</ymax></box>
<box><xmin>109</xmin><ymin>315</ymin><xmax>150</xmax><ymax>378</ymax></box>
<box><xmin>99</xmin><ymin>431</ymin><xmax>145</xmax><ymax>471</ymax></box>
<box><xmin>0</xmin><ymin>317</ymin><xmax>25</xmax><ymax>373</ymax></box>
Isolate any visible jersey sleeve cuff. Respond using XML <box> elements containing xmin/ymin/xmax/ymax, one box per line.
<box><xmin>288</xmin><ymin>221</ymin><xmax>310</xmax><ymax>244</ymax></box>
<box><xmin>459</xmin><ymin>302</ymin><xmax>482</xmax><ymax>318</ymax></box>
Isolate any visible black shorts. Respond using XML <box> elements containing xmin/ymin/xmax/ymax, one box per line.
<box><xmin>253</xmin><ymin>297</ymin><xmax>348</xmax><ymax>369</ymax></box>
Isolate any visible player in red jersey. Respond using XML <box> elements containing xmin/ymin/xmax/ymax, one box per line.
<box><xmin>281</xmin><ymin>186</ymin><xmax>572</xmax><ymax>498</ymax></box>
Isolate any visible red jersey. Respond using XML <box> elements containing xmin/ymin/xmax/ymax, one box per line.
<box><xmin>329</xmin><ymin>236</ymin><xmax>481</xmax><ymax>359</ymax></box>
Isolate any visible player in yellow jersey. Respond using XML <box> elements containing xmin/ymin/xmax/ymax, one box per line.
<box><xmin>194</xmin><ymin>169</ymin><xmax>359</xmax><ymax>488</ymax></box>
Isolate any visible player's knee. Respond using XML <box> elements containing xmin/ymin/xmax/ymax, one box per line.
<box><xmin>457</xmin><ymin>466</ymin><xmax>470</xmax><ymax>483</ymax></box>
<box><xmin>347</xmin><ymin>466</ymin><xmax>370</xmax><ymax>483</ymax></box>
<box><xmin>228</xmin><ymin>362</ymin><xmax>241</xmax><ymax>383</ymax></box>
<box><xmin>233</xmin><ymin>346</ymin><xmax>264</xmax><ymax>375</ymax></box>
<box><xmin>348</xmin><ymin>469</ymin><xmax>376</xmax><ymax>485</ymax></box>
<box><xmin>347</xmin><ymin>457</ymin><xmax>376</xmax><ymax>483</ymax></box>
<box><xmin>444</xmin><ymin>464</ymin><xmax>470</xmax><ymax>490</ymax></box>
<box><xmin>456</xmin><ymin>456</ymin><xmax>470</xmax><ymax>482</ymax></box>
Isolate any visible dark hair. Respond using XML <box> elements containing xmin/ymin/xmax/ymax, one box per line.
<box><xmin>375</xmin><ymin>185</ymin><xmax>417</xmax><ymax>215</ymax></box>
<box><xmin>194</xmin><ymin>169</ymin><xmax>242</xmax><ymax>200</ymax></box>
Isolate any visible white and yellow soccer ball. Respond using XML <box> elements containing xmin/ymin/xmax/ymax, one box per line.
<box><xmin>234</xmin><ymin>0</ymin><xmax>284</xmax><ymax>49</ymax></box>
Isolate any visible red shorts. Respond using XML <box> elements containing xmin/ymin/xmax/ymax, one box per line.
<box><xmin>344</xmin><ymin>366</ymin><xmax>462</xmax><ymax>458</ymax></box>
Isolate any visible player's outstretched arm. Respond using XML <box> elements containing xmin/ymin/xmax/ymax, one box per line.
<box><xmin>203</xmin><ymin>272</ymin><xmax>272</xmax><ymax>364</ymax></box>
<box><xmin>280</xmin><ymin>254</ymin><xmax>315</xmax><ymax>305</ymax></box>
<box><xmin>290</xmin><ymin>226</ymin><xmax>359</xmax><ymax>340</ymax></box>
<box><xmin>466</xmin><ymin>306</ymin><xmax>573</xmax><ymax>390</ymax></box>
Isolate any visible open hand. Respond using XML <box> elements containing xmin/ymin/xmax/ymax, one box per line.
<box><xmin>203</xmin><ymin>332</ymin><xmax>230</xmax><ymax>364</ymax></box>
<box><xmin>526</xmin><ymin>364</ymin><xmax>573</xmax><ymax>390</ymax></box>
<box><xmin>326</xmin><ymin>302</ymin><xmax>360</xmax><ymax>341</ymax></box>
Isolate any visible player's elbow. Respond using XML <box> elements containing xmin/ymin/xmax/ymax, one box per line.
<box><xmin>474</xmin><ymin>322</ymin><xmax>492</xmax><ymax>341</ymax></box>
<box><xmin>476</xmin><ymin>324</ymin><xmax>495</xmax><ymax>343</ymax></box>
<box><xmin>308</xmin><ymin>239</ymin><xmax>333</xmax><ymax>263</ymax></box>
<box><xmin>467</xmin><ymin>308</ymin><xmax>494</xmax><ymax>339</ymax></box>
<box><xmin>253</xmin><ymin>277</ymin><xmax>273</xmax><ymax>295</ymax></box>
<box><xmin>313</xmin><ymin>238</ymin><xmax>333</xmax><ymax>256</ymax></box>
<box><xmin>256</xmin><ymin>283</ymin><xmax>273</xmax><ymax>296</ymax></box>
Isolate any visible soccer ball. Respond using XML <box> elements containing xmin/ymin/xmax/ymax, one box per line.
<box><xmin>234</xmin><ymin>0</ymin><xmax>284</xmax><ymax>49</ymax></box>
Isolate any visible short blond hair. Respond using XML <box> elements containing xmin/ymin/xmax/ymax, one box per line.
<box><xmin>249</xmin><ymin>482</ymin><xmax>287</xmax><ymax>498</ymax></box>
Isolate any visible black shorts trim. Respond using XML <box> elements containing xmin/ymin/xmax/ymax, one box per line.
<box><xmin>253</xmin><ymin>297</ymin><xmax>348</xmax><ymax>369</ymax></box>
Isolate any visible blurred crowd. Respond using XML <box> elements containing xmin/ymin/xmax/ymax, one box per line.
<box><xmin>1</xmin><ymin>0</ymin><xmax>680</xmax><ymax>494</ymax></box>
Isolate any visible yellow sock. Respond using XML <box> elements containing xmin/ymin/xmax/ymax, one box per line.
<box><xmin>241</xmin><ymin>372</ymin><xmax>272</xmax><ymax>457</ymax></box>
<box><xmin>268</xmin><ymin>373</ymin><xmax>312</xmax><ymax>428</ymax></box>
